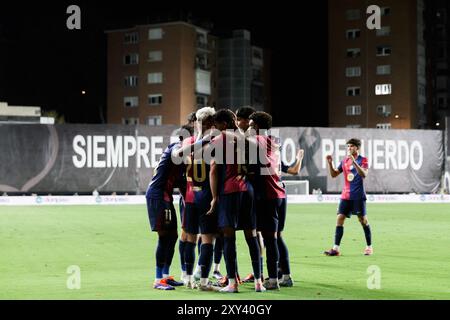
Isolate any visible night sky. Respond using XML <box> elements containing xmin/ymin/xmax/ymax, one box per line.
<box><xmin>0</xmin><ymin>0</ymin><xmax>328</xmax><ymax>126</ymax></box>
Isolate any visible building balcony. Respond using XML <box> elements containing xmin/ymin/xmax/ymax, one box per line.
<box><xmin>195</xmin><ymin>62</ymin><xmax>211</xmax><ymax>71</ymax></box>
<box><xmin>196</xmin><ymin>41</ymin><xmax>211</xmax><ymax>52</ymax></box>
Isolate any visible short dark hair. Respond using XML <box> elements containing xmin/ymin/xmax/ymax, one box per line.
<box><xmin>176</xmin><ymin>125</ymin><xmax>194</xmax><ymax>141</ymax></box>
<box><xmin>236</xmin><ymin>106</ymin><xmax>256</xmax><ymax>119</ymax></box>
<box><xmin>346</xmin><ymin>138</ymin><xmax>361</xmax><ymax>149</ymax></box>
<box><xmin>181</xmin><ymin>124</ymin><xmax>194</xmax><ymax>136</ymax></box>
<box><xmin>213</xmin><ymin>109</ymin><xmax>237</xmax><ymax>129</ymax></box>
<box><xmin>186</xmin><ymin>112</ymin><xmax>197</xmax><ymax>123</ymax></box>
<box><xmin>249</xmin><ymin>111</ymin><xmax>272</xmax><ymax>130</ymax></box>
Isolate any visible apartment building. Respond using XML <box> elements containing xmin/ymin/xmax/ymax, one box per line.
<box><xmin>106</xmin><ymin>21</ymin><xmax>218</xmax><ymax>125</ymax></box>
<box><xmin>329</xmin><ymin>0</ymin><xmax>427</xmax><ymax>129</ymax></box>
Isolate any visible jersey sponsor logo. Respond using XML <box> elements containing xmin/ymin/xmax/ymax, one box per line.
<box><xmin>347</xmin><ymin>173</ymin><xmax>355</xmax><ymax>182</ymax></box>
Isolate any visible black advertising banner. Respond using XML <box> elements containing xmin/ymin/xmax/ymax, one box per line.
<box><xmin>0</xmin><ymin>124</ymin><xmax>444</xmax><ymax>194</ymax></box>
<box><xmin>447</xmin><ymin>118</ymin><xmax>450</xmax><ymax>172</ymax></box>
<box><xmin>279</xmin><ymin>127</ymin><xmax>444</xmax><ymax>194</ymax></box>
<box><xmin>0</xmin><ymin>124</ymin><xmax>178</xmax><ymax>194</ymax></box>
<box><xmin>445</xmin><ymin>118</ymin><xmax>450</xmax><ymax>193</ymax></box>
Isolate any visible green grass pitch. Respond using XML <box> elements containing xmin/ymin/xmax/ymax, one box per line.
<box><xmin>1</xmin><ymin>203</ymin><xmax>449</xmax><ymax>300</ymax></box>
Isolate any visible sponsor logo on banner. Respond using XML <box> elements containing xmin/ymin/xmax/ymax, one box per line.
<box><xmin>99</xmin><ymin>196</ymin><xmax>132</xmax><ymax>204</ymax></box>
<box><xmin>0</xmin><ymin>198</ymin><xmax>10</xmax><ymax>204</ymax></box>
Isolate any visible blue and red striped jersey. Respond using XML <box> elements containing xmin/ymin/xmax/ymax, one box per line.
<box><xmin>252</xmin><ymin>135</ymin><xmax>286</xmax><ymax>200</ymax></box>
<box><xmin>146</xmin><ymin>142</ymin><xmax>184</xmax><ymax>202</ymax></box>
<box><xmin>337</xmin><ymin>155</ymin><xmax>368</xmax><ymax>200</ymax></box>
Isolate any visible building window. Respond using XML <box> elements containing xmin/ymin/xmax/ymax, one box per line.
<box><xmin>346</xmin><ymin>87</ymin><xmax>361</xmax><ymax>96</ymax></box>
<box><xmin>346</xmin><ymin>29</ymin><xmax>361</xmax><ymax>39</ymax></box>
<box><xmin>196</xmin><ymin>31</ymin><xmax>208</xmax><ymax>49</ymax></box>
<box><xmin>376</xmin><ymin>123</ymin><xmax>391</xmax><ymax>129</ymax></box>
<box><xmin>196</xmin><ymin>95</ymin><xmax>208</xmax><ymax>109</ymax></box>
<box><xmin>148</xmin><ymin>51</ymin><xmax>162</xmax><ymax>62</ymax></box>
<box><xmin>124</xmin><ymin>53</ymin><xmax>139</xmax><ymax>65</ymax></box>
<box><xmin>375</xmin><ymin>84</ymin><xmax>392</xmax><ymax>95</ymax></box>
<box><xmin>377</xmin><ymin>65</ymin><xmax>391</xmax><ymax>75</ymax></box>
<box><xmin>418</xmin><ymin>84</ymin><xmax>426</xmax><ymax>97</ymax></box>
<box><xmin>252</xmin><ymin>68</ymin><xmax>263</xmax><ymax>82</ymax></box>
<box><xmin>149</xmin><ymin>28</ymin><xmax>163</xmax><ymax>40</ymax></box>
<box><xmin>437</xmin><ymin>76</ymin><xmax>448</xmax><ymax>90</ymax></box>
<box><xmin>377</xmin><ymin>105</ymin><xmax>392</xmax><ymax>117</ymax></box>
<box><xmin>122</xmin><ymin>117</ymin><xmax>139</xmax><ymax>125</ymax></box>
<box><xmin>346</xmin><ymin>9</ymin><xmax>361</xmax><ymax>20</ymax></box>
<box><xmin>436</xmin><ymin>10</ymin><xmax>446</xmax><ymax>20</ymax></box>
<box><xmin>148</xmin><ymin>94</ymin><xmax>163</xmax><ymax>105</ymax></box>
<box><xmin>346</xmin><ymin>105</ymin><xmax>362</xmax><ymax>116</ymax></box>
<box><xmin>124</xmin><ymin>76</ymin><xmax>138</xmax><ymax>87</ymax></box>
<box><xmin>346</xmin><ymin>67</ymin><xmax>362</xmax><ymax>77</ymax></box>
<box><xmin>124</xmin><ymin>96</ymin><xmax>139</xmax><ymax>108</ymax></box>
<box><xmin>347</xmin><ymin>48</ymin><xmax>361</xmax><ymax>58</ymax></box>
<box><xmin>377</xmin><ymin>46</ymin><xmax>392</xmax><ymax>56</ymax></box>
<box><xmin>147</xmin><ymin>116</ymin><xmax>162</xmax><ymax>126</ymax></box>
<box><xmin>376</xmin><ymin>26</ymin><xmax>391</xmax><ymax>37</ymax></box>
<box><xmin>196</xmin><ymin>53</ymin><xmax>208</xmax><ymax>70</ymax></box>
<box><xmin>381</xmin><ymin>7</ymin><xmax>391</xmax><ymax>16</ymax></box>
<box><xmin>124</xmin><ymin>32</ymin><xmax>139</xmax><ymax>44</ymax></box>
<box><xmin>148</xmin><ymin>73</ymin><xmax>163</xmax><ymax>84</ymax></box>
<box><xmin>438</xmin><ymin>95</ymin><xmax>448</xmax><ymax>110</ymax></box>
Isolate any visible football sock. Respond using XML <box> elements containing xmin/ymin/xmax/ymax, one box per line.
<box><xmin>178</xmin><ymin>240</ymin><xmax>186</xmax><ymax>272</ymax></box>
<box><xmin>184</xmin><ymin>241</ymin><xmax>196</xmax><ymax>276</ymax></box>
<box><xmin>264</xmin><ymin>237</ymin><xmax>280</xmax><ymax>280</ymax></box>
<box><xmin>194</xmin><ymin>264</ymin><xmax>201</xmax><ymax>275</ymax></box>
<box><xmin>163</xmin><ymin>234</ymin><xmax>177</xmax><ymax>276</ymax></box>
<box><xmin>363</xmin><ymin>224</ymin><xmax>372</xmax><ymax>246</ymax></box>
<box><xmin>214</xmin><ymin>236</ymin><xmax>223</xmax><ymax>264</ymax></box>
<box><xmin>223</xmin><ymin>237</ymin><xmax>237</xmax><ymax>281</ymax></box>
<box><xmin>197</xmin><ymin>237</ymin><xmax>202</xmax><ymax>255</ymax></box>
<box><xmin>277</xmin><ymin>237</ymin><xmax>291</xmax><ymax>275</ymax></box>
<box><xmin>245</xmin><ymin>236</ymin><xmax>261</xmax><ymax>280</ymax></box>
<box><xmin>199</xmin><ymin>243</ymin><xmax>214</xmax><ymax>279</ymax></box>
<box><xmin>335</xmin><ymin>226</ymin><xmax>344</xmax><ymax>247</ymax></box>
<box><xmin>260</xmin><ymin>256</ymin><xmax>264</xmax><ymax>278</ymax></box>
<box><xmin>156</xmin><ymin>236</ymin><xmax>168</xmax><ymax>279</ymax></box>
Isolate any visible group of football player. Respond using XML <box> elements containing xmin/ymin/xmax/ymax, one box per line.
<box><xmin>145</xmin><ymin>106</ymin><xmax>304</xmax><ymax>293</ymax></box>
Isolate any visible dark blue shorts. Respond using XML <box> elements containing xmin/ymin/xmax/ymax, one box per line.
<box><xmin>218</xmin><ymin>189</ymin><xmax>255</xmax><ymax>231</ymax></box>
<box><xmin>337</xmin><ymin>199</ymin><xmax>367</xmax><ymax>218</ymax></box>
<box><xmin>147</xmin><ymin>198</ymin><xmax>177</xmax><ymax>232</ymax></box>
<box><xmin>183</xmin><ymin>192</ymin><xmax>216</xmax><ymax>235</ymax></box>
<box><xmin>256</xmin><ymin>198</ymin><xmax>287</xmax><ymax>233</ymax></box>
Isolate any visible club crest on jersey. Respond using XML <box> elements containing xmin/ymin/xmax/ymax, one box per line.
<box><xmin>347</xmin><ymin>173</ymin><xmax>355</xmax><ymax>182</ymax></box>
